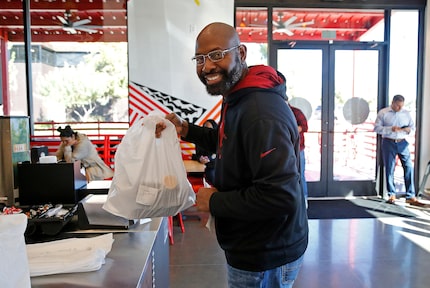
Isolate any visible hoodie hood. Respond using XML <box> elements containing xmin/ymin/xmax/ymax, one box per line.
<box><xmin>228</xmin><ymin>65</ymin><xmax>285</xmax><ymax>93</ymax></box>
<box><xmin>226</xmin><ymin>65</ymin><xmax>286</xmax><ymax>104</ymax></box>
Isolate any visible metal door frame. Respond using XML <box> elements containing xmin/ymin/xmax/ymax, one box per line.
<box><xmin>271</xmin><ymin>41</ymin><xmax>385</xmax><ymax>197</ymax></box>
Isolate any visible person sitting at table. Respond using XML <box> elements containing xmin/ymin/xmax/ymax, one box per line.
<box><xmin>56</xmin><ymin>125</ymin><xmax>114</xmax><ymax>182</ymax></box>
<box><xmin>191</xmin><ymin>119</ymin><xmax>218</xmax><ymax>186</ymax></box>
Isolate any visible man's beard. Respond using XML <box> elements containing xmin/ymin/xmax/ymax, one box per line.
<box><xmin>202</xmin><ymin>61</ymin><xmax>243</xmax><ymax>96</ymax></box>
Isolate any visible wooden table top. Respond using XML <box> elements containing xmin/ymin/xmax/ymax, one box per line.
<box><xmin>183</xmin><ymin>160</ymin><xmax>205</xmax><ymax>173</ymax></box>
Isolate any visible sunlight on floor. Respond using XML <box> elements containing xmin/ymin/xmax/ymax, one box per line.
<box><xmin>398</xmin><ymin>230</ymin><xmax>430</xmax><ymax>253</ymax></box>
<box><xmin>378</xmin><ymin>216</ymin><xmax>430</xmax><ymax>252</ymax></box>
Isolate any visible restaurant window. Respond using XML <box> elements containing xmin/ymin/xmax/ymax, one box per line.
<box><xmin>388</xmin><ymin>10</ymin><xmax>419</xmax><ymax>191</ymax></box>
<box><xmin>388</xmin><ymin>10</ymin><xmax>418</xmax><ymax>110</ymax></box>
<box><xmin>236</xmin><ymin>7</ymin><xmax>268</xmax><ymax>66</ymax></box>
<box><xmin>5</xmin><ymin>2</ymin><xmax>128</xmax><ymax>123</ymax></box>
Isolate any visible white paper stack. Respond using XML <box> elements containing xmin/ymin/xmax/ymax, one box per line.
<box><xmin>26</xmin><ymin>233</ymin><xmax>114</xmax><ymax>277</ymax></box>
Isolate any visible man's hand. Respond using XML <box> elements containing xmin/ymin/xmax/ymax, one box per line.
<box><xmin>199</xmin><ymin>155</ymin><xmax>210</xmax><ymax>164</ymax></box>
<box><xmin>155</xmin><ymin>122</ymin><xmax>166</xmax><ymax>138</ymax></box>
<box><xmin>196</xmin><ymin>187</ymin><xmax>217</xmax><ymax>212</ymax></box>
<box><xmin>155</xmin><ymin>113</ymin><xmax>189</xmax><ymax>138</ymax></box>
<box><xmin>392</xmin><ymin>125</ymin><xmax>411</xmax><ymax>133</ymax></box>
<box><xmin>392</xmin><ymin>125</ymin><xmax>401</xmax><ymax>132</ymax></box>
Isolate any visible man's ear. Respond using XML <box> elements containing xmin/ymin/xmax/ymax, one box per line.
<box><xmin>239</xmin><ymin>45</ymin><xmax>247</xmax><ymax>62</ymax></box>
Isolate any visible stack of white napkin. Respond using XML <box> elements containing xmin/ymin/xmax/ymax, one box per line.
<box><xmin>0</xmin><ymin>214</ymin><xmax>31</xmax><ymax>288</ymax></box>
<box><xmin>27</xmin><ymin>233</ymin><xmax>114</xmax><ymax>277</ymax></box>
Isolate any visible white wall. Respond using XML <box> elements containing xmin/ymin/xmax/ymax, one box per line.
<box><xmin>419</xmin><ymin>4</ymin><xmax>430</xmax><ymax>190</ymax></box>
<box><xmin>128</xmin><ymin>0</ymin><xmax>233</xmax><ymax>109</ymax></box>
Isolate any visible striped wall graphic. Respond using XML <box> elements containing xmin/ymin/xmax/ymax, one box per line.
<box><xmin>129</xmin><ymin>81</ymin><xmax>222</xmax><ymax>158</ymax></box>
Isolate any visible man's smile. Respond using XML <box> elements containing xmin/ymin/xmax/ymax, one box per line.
<box><xmin>205</xmin><ymin>73</ymin><xmax>222</xmax><ymax>85</ymax></box>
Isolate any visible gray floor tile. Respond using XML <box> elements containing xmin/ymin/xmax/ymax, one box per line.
<box><xmin>170</xmin><ymin>206</ymin><xmax>430</xmax><ymax>288</ymax></box>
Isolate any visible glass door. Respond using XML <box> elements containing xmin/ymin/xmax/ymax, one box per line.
<box><xmin>275</xmin><ymin>43</ymin><xmax>383</xmax><ymax>197</ymax></box>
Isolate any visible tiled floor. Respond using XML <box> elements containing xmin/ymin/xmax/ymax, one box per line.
<box><xmin>169</xmin><ymin>201</ymin><xmax>430</xmax><ymax>288</ymax></box>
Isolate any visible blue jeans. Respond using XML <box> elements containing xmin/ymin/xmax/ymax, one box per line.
<box><xmin>227</xmin><ymin>255</ymin><xmax>304</xmax><ymax>288</ymax></box>
<box><xmin>381</xmin><ymin>138</ymin><xmax>415</xmax><ymax>198</ymax></box>
<box><xmin>300</xmin><ymin>150</ymin><xmax>308</xmax><ymax>199</ymax></box>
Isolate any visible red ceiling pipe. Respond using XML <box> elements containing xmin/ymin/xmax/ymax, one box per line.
<box><xmin>0</xmin><ymin>32</ymin><xmax>10</xmax><ymax>115</ymax></box>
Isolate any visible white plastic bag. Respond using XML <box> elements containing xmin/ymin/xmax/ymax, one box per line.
<box><xmin>103</xmin><ymin>111</ymin><xmax>195</xmax><ymax>219</ymax></box>
<box><xmin>0</xmin><ymin>214</ymin><xmax>31</xmax><ymax>288</ymax></box>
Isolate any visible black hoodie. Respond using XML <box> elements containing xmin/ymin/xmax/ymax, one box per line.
<box><xmin>184</xmin><ymin>65</ymin><xmax>308</xmax><ymax>272</ymax></box>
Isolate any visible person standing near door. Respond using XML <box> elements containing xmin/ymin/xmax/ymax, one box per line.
<box><xmin>278</xmin><ymin>72</ymin><xmax>309</xmax><ymax>207</ymax></box>
<box><xmin>374</xmin><ymin>94</ymin><xmax>423</xmax><ymax>206</ymax></box>
<box><xmin>156</xmin><ymin>22</ymin><xmax>308</xmax><ymax>288</ymax></box>
<box><xmin>289</xmin><ymin>104</ymin><xmax>309</xmax><ymax>207</ymax></box>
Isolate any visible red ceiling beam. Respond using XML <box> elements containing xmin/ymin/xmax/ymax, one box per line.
<box><xmin>0</xmin><ymin>11</ymin><xmax>126</xmax><ymax>27</ymax></box>
<box><xmin>1</xmin><ymin>0</ymin><xmax>126</xmax><ymax>11</ymax></box>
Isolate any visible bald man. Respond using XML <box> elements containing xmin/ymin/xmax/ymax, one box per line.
<box><xmin>157</xmin><ymin>22</ymin><xmax>308</xmax><ymax>288</ymax></box>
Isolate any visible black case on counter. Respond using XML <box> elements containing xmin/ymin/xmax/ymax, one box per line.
<box><xmin>23</xmin><ymin>204</ymin><xmax>78</xmax><ymax>236</ymax></box>
<box><xmin>16</xmin><ymin>160</ymin><xmax>87</xmax><ymax>237</ymax></box>
<box><xmin>17</xmin><ymin>160</ymin><xmax>87</xmax><ymax>205</ymax></box>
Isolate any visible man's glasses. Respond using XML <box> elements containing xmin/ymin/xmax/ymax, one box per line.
<box><xmin>191</xmin><ymin>45</ymin><xmax>240</xmax><ymax>66</ymax></box>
